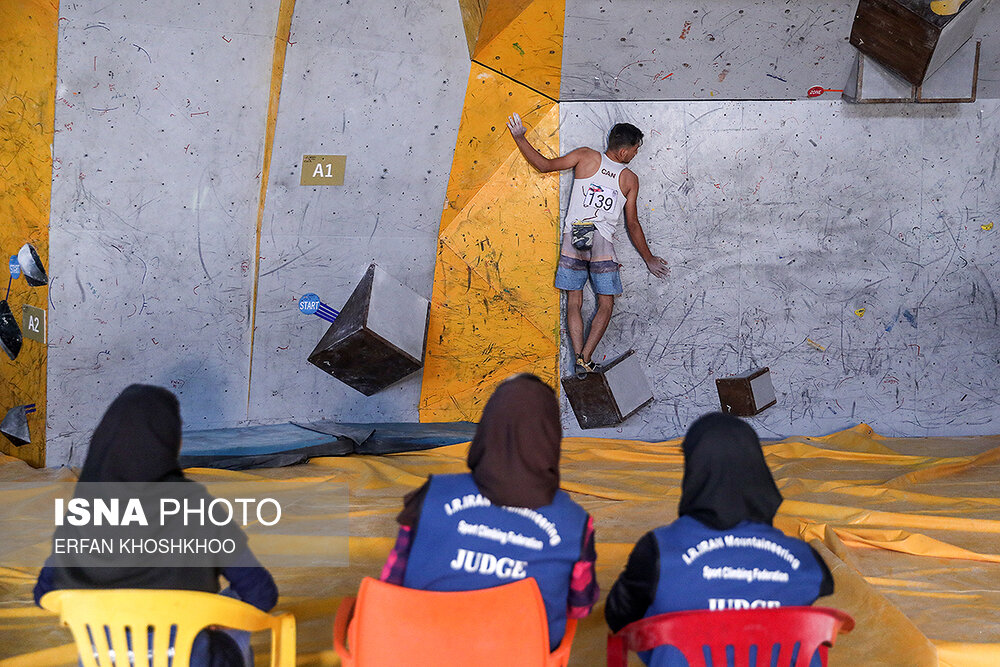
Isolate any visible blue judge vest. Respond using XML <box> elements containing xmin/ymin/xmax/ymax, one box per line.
<box><xmin>642</xmin><ymin>515</ymin><xmax>826</xmax><ymax>667</ymax></box>
<box><xmin>403</xmin><ymin>473</ymin><xmax>588</xmax><ymax>649</ymax></box>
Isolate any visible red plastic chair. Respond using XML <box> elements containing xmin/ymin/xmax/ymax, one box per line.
<box><xmin>607</xmin><ymin>606</ymin><xmax>854</xmax><ymax>667</ymax></box>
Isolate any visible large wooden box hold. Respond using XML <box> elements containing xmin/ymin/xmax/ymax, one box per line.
<box><xmin>308</xmin><ymin>264</ymin><xmax>430</xmax><ymax>396</ymax></box>
<box><xmin>716</xmin><ymin>368</ymin><xmax>777</xmax><ymax>417</ymax></box>
<box><xmin>849</xmin><ymin>0</ymin><xmax>987</xmax><ymax>85</ymax></box>
<box><xmin>561</xmin><ymin>350</ymin><xmax>653</xmax><ymax>429</ymax></box>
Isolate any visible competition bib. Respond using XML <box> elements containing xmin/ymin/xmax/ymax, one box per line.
<box><xmin>582</xmin><ymin>183</ymin><xmax>618</xmax><ymax>212</ymax></box>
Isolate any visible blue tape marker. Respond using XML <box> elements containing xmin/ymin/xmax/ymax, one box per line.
<box><xmin>9</xmin><ymin>256</ymin><xmax>20</xmax><ymax>279</ymax></box>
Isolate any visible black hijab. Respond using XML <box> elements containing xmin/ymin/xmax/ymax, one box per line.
<box><xmin>466</xmin><ymin>374</ymin><xmax>562</xmax><ymax>508</ymax></box>
<box><xmin>78</xmin><ymin>384</ymin><xmax>184</xmax><ymax>483</ymax></box>
<box><xmin>51</xmin><ymin>385</ymin><xmax>233</xmax><ymax>593</ymax></box>
<box><xmin>398</xmin><ymin>374</ymin><xmax>562</xmax><ymax>525</ymax></box>
<box><xmin>678</xmin><ymin>412</ymin><xmax>783</xmax><ymax>530</ymax></box>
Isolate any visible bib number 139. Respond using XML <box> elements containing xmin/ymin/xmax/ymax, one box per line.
<box><xmin>583</xmin><ymin>184</ymin><xmax>616</xmax><ymax>211</ymax></box>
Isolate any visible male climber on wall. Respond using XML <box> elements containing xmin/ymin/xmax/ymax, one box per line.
<box><xmin>507</xmin><ymin>114</ymin><xmax>669</xmax><ymax>374</ymax></box>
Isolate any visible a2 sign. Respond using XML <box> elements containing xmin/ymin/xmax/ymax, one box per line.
<box><xmin>22</xmin><ymin>305</ymin><xmax>45</xmax><ymax>344</ymax></box>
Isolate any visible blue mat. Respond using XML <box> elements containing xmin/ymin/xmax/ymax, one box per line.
<box><xmin>294</xmin><ymin>420</ymin><xmax>476</xmax><ymax>455</ymax></box>
<box><xmin>179</xmin><ymin>421</ymin><xmax>476</xmax><ymax>470</ymax></box>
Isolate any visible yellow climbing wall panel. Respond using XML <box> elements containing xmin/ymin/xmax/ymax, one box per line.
<box><xmin>473</xmin><ymin>0</ymin><xmax>536</xmax><ymax>53</ymax></box>
<box><xmin>0</xmin><ymin>0</ymin><xmax>57</xmax><ymax>468</ymax></box>
<box><xmin>473</xmin><ymin>0</ymin><xmax>564</xmax><ymax>99</ymax></box>
<box><xmin>457</xmin><ymin>0</ymin><xmax>490</xmax><ymax>57</ymax></box>
<box><xmin>419</xmin><ymin>60</ymin><xmax>562</xmax><ymax>422</ymax></box>
<box><xmin>421</xmin><ymin>0</ymin><xmax>567</xmax><ymax>423</ymax></box>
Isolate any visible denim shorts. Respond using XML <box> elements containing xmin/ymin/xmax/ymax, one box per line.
<box><xmin>553</xmin><ymin>231</ymin><xmax>622</xmax><ymax>296</ymax></box>
<box><xmin>554</xmin><ymin>265</ymin><xmax>623</xmax><ymax>295</ymax></box>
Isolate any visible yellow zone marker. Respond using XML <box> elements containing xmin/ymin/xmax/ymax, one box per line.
<box><xmin>806</xmin><ymin>338</ymin><xmax>827</xmax><ymax>352</ymax></box>
<box><xmin>930</xmin><ymin>0</ymin><xmax>970</xmax><ymax>15</ymax></box>
<box><xmin>855</xmin><ymin>308</ymin><xmax>866</xmax><ymax>318</ymax></box>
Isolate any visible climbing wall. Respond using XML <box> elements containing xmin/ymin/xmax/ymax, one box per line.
<box><xmin>419</xmin><ymin>0</ymin><xmax>566</xmax><ymax>421</ymax></box>
<box><xmin>0</xmin><ymin>1</ymin><xmax>57</xmax><ymax>468</ymax></box>
<box><xmin>45</xmin><ymin>1</ymin><xmax>282</xmax><ymax>466</ymax></box>
<box><xmin>27</xmin><ymin>0</ymin><xmax>1000</xmax><ymax>467</ymax></box>
<box><xmin>40</xmin><ymin>0</ymin><xmax>471</xmax><ymax>465</ymax></box>
<box><xmin>246</xmin><ymin>0</ymin><xmax>470</xmax><ymax>424</ymax></box>
<box><xmin>558</xmin><ymin>99</ymin><xmax>1000</xmax><ymax>439</ymax></box>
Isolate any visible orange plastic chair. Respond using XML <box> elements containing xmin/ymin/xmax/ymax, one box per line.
<box><xmin>607</xmin><ymin>606</ymin><xmax>854</xmax><ymax>667</ymax></box>
<box><xmin>41</xmin><ymin>589</ymin><xmax>296</xmax><ymax>667</ymax></box>
<box><xmin>333</xmin><ymin>577</ymin><xmax>577</xmax><ymax>667</ymax></box>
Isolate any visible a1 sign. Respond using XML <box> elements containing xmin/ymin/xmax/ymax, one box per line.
<box><xmin>22</xmin><ymin>305</ymin><xmax>45</xmax><ymax>344</ymax></box>
<box><xmin>9</xmin><ymin>255</ymin><xmax>20</xmax><ymax>279</ymax></box>
<box><xmin>300</xmin><ymin>155</ymin><xmax>346</xmax><ymax>186</ymax></box>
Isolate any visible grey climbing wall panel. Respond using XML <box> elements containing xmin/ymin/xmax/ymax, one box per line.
<box><xmin>558</xmin><ymin>99</ymin><xmax>1000</xmax><ymax>439</ymax></box>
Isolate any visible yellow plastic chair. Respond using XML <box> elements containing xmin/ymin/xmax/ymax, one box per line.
<box><xmin>40</xmin><ymin>589</ymin><xmax>296</xmax><ymax>667</ymax></box>
<box><xmin>333</xmin><ymin>577</ymin><xmax>577</xmax><ymax>666</ymax></box>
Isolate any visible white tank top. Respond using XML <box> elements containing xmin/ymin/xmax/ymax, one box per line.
<box><xmin>564</xmin><ymin>154</ymin><xmax>627</xmax><ymax>242</ymax></box>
